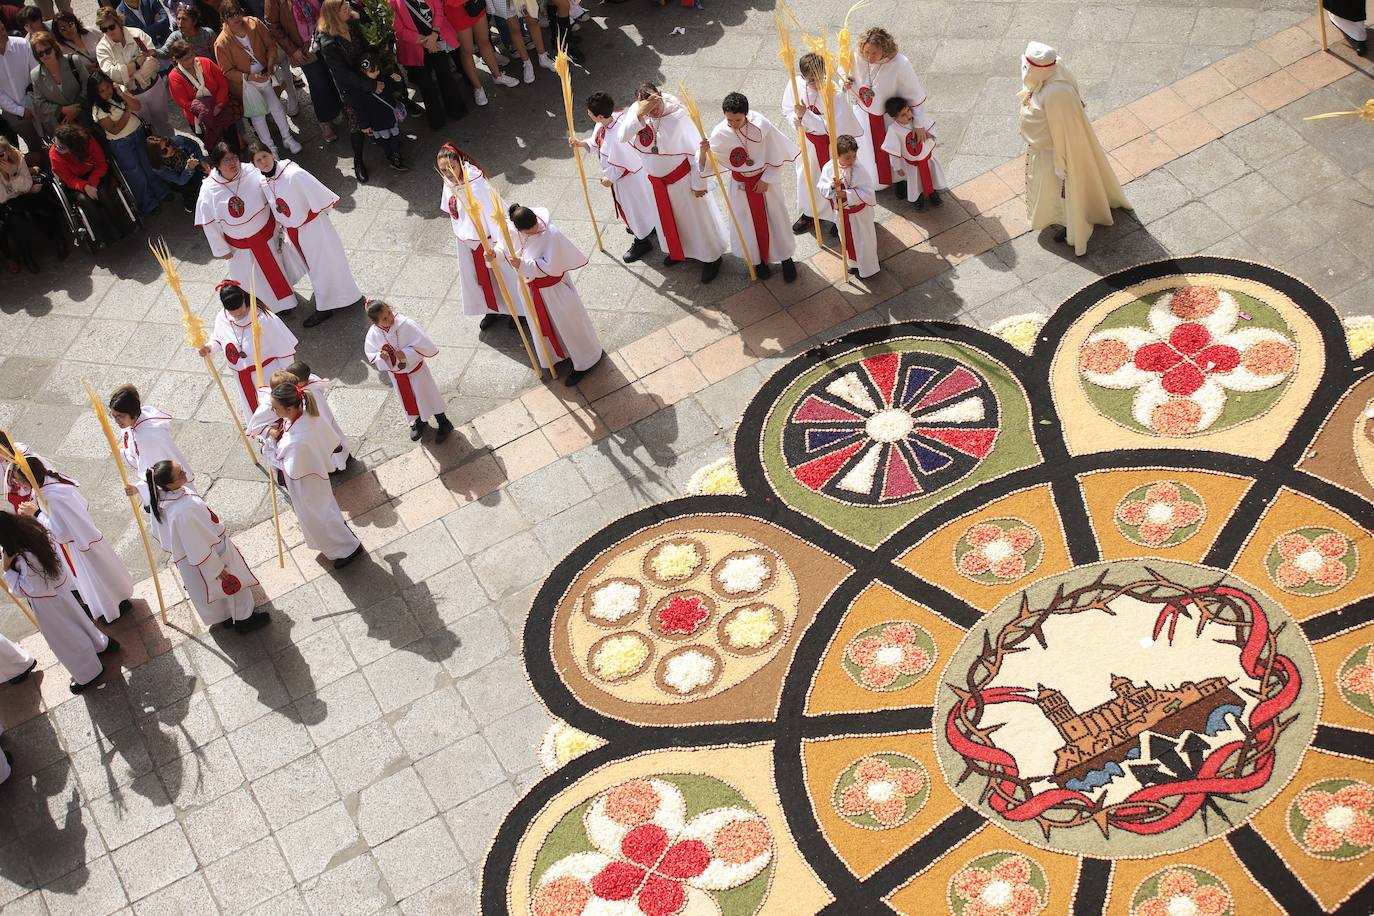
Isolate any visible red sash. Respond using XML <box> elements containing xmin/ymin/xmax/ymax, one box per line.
<box><xmin>610</xmin><ymin>184</ymin><xmax>626</xmax><ymax>224</ymax></box>
<box><xmin>865</xmin><ymin>110</ymin><xmax>893</xmax><ymax>185</ymax></box>
<box><xmin>470</xmin><ymin>245</ymin><xmax>499</xmax><ymax>312</ymax></box>
<box><xmin>392</xmin><ymin>361</ymin><xmax>425</xmax><ymax>416</ymax></box>
<box><xmin>286</xmin><ymin>209</ymin><xmax>322</xmax><ymax>264</ymax></box>
<box><xmin>236</xmin><ymin>366</ymin><xmax>259</xmax><ymax>410</ymax></box>
<box><xmin>834</xmin><ymin>200</ymin><xmax>866</xmax><ymax>264</ymax></box>
<box><xmin>731</xmin><ymin>170</ymin><xmax>770</xmax><ymax>264</ymax></box>
<box><xmin>804</xmin><ymin>131</ymin><xmax>831</xmax><ymax>169</ymax></box>
<box><xmin>645</xmin><ymin>157</ymin><xmax>692</xmax><ymax>262</ymax></box>
<box><xmin>527</xmin><ymin>274</ymin><xmax>567</xmax><ymax>360</ymax></box>
<box><xmin>905</xmin><ymin>154</ymin><xmax>934</xmax><ymax>195</ymax></box>
<box><xmin>223</xmin><ymin>213</ymin><xmax>294</xmax><ymax>300</ymax></box>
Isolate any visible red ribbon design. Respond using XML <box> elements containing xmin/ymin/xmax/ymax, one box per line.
<box><xmin>805</xmin><ymin>131</ymin><xmax>831</xmax><ymax>169</ymax></box>
<box><xmin>223</xmin><ymin>213</ymin><xmax>293</xmax><ymax>300</ymax></box>
<box><xmin>470</xmin><ymin>246</ymin><xmax>499</xmax><ymax>312</ymax></box>
<box><xmin>286</xmin><ymin>209</ymin><xmax>321</xmax><ymax>264</ymax></box>
<box><xmin>646</xmin><ymin>158</ymin><xmax>692</xmax><ymax>262</ymax></box>
<box><xmin>527</xmin><ymin>275</ymin><xmax>567</xmax><ymax>360</ymax></box>
<box><xmin>392</xmin><ymin>361</ymin><xmax>425</xmax><ymax>416</ymax></box>
<box><xmin>731</xmin><ymin>170</ymin><xmax>770</xmax><ymax>264</ymax></box>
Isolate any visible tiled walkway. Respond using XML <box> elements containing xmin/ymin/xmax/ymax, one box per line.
<box><xmin>2</xmin><ymin>12</ymin><xmax>1373</xmax><ymax>916</ymax></box>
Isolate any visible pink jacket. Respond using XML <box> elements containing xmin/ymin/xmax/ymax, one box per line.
<box><xmin>387</xmin><ymin>0</ymin><xmax>458</xmax><ymax>68</ymax></box>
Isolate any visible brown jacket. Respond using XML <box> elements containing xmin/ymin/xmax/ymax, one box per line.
<box><xmin>212</xmin><ymin>17</ymin><xmax>279</xmax><ymax>101</ymax></box>
<box><xmin>263</xmin><ymin>0</ymin><xmax>317</xmax><ymax>62</ymax></box>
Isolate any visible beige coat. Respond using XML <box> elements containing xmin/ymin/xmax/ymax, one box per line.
<box><xmin>213</xmin><ymin>18</ymin><xmax>279</xmax><ymax>102</ymax></box>
<box><xmin>1020</xmin><ymin>76</ymin><xmax>1129</xmax><ymax>256</ymax></box>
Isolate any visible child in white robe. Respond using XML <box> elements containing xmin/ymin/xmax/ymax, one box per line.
<box><xmin>844</xmin><ymin>27</ymin><xmax>933</xmax><ymax>191</ymax></box>
<box><xmin>0</xmin><ymin>513</ymin><xmax>113</xmax><ymax>693</ymax></box>
<box><xmin>259</xmin><ymin>382</ymin><xmax>364</xmax><ymax>569</ymax></box>
<box><xmin>704</xmin><ymin>92</ymin><xmax>799</xmax><ymax>282</ymax></box>
<box><xmin>247</xmin><ymin>363</ymin><xmax>350</xmax><ymax>472</ymax></box>
<box><xmin>0</xmin><ymin>632</ymin><xmax>35</xmax><ymax>684</ymax></box>
<box><xmin>252</xmin><ymin>144</ymin><xmax>364</xmax><ymax>327</ymax></box>
<box><xmin>576</xmin><ymin>91</ymin><xmax>657</xmax><ymax>263</ymax></box>
<box><xmin>108</xmin><ymin>385</ymin><xmax>197</xmax><ymax>485</ymax></box>
<box><xmin>9</xmin><ymin>451</ymin><xmax>135</xmax><ymax>623</ymax></box>
<box><xmin>881</xmin><ymin>97</ymin><xmax>947</xmax><ymax>210</ymax></box>
<box><xmin>365</xmin><ymin>301</ymin><xmax>455</xmax><ymax>442</ymax></box>
<box><xmin>818</xmin><ymin>135</ymin><xmax>880</xmax><ymax>280</ymax></box>
<box><xmin>436</xmin><ymin>144</ymin><xmax>528</xmax><ymax>334</ymax></box>
<box><xmin>496</xmin><ymin>206</ymin><xmax>605</xmax><ymax>387</ymax></box>
<box><xmin>617</xmin><ymin>83</ymin><xmax>729</xmax><ymax>283</ymax></box>
<box><xmin>782</xmin><ymin>52</ymin><xmax>863</xmax><ymax>234</ymax></box>
<box><xmin>201</xmin><ymin>280</ymin><xmax>299</xmax><ymax>418</ymax></box>
<box><xmin>146</xmin><ymin>460</ymin><xmax>263</xmax><ymax>631</ymax></box>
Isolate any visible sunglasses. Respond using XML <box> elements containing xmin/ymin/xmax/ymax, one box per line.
<box><xmin>100</xmin><ymin>23</ymin><xmax>119</xmax><ymax>31</ymax></box>
<box><xmin>35</xmin><ymin>46</ymin><xmax>54</xmax><ymax>57</ymax></box>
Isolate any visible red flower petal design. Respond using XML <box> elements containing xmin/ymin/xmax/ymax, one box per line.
<box><xmin>636</xmin><ymin>874</ymin><xmax>686</xmax><ymax>916</ymax></box>
<box><xmin>1135</xmin><ymin>341</ymin><xmax>1183</xmax><ymax>372</ymax></box>
<box><xmin>621</xmin><ymin>824</ymin><xmax>670</xmax><ymax>869</ymax></box>
<box><xmin>656</xmin><ymin>839</ymin><xmax>710</xmax><ymax>880</ymax></box>
<box><xmin>590</xmin><ymin>861</ymin><xmax>646</xmax><ymax>901</ymax></box>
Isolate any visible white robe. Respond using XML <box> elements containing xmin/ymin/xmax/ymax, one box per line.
<box><xmin>365</xmin><ymin>316</ymin><xmax>448</xmax><ymax>421</ymax></box>
<box><xmin>781</xmin><ymin>77</ymin><xmax>863</xmax><ymax>218</ymax></box>
<box><xmin>5</xmin><ymin>553</ymin><xmax>108</xmax><ymax>685</ymax></box>
<box><xmin>846</xmin><ymin>53</ymin><xmax>932</xmax><ymax>189</ymax></box>
<box><xmin>149</xmin><ymin>487</ymin><xmax>258</xmax><ymax>626</ymax></box>
<box><xmin>440</xmin><ymin>164</ymin><xmax>529</xmax><ymax>320</ymax></box>
<box><xmin>262</xmin><ymin>160</ymin><xmax>363</xmax><ymax>312</ymax></box>
<box><xmin>819</xmin><ymin>159</ymin><xmax>879</xmax><ymax>278</ymax></box>
<box><xmin>589</xmin><ymin>112</ymin><xmax>657</xmax><ymax>240</ymax></box>
<box><xmin>37</xmin><ymin>480</ymin><xmax>133</xmax><ymax>623</ymax></box>
<box><xmin>497</xmin><ymin>210</ymin><xmax>603</xmax><ymax>372</ymax></box>
<box><xmin>209</xmin><ymin>309</ymin><xmax>299</xmax><ymax>417</ymax></box>
<box><xmin>248</xmin><ymin>375</ymin><xmax>349</xmax><ymax>471</ymax></box>
<box><xmin>119</xmin><ymin>408</ymin><xmax>195</xmax><ymax>484</ymax></box>
<box><xmin>0</xmin><ymin>632</ymin><xmax>33</xmax><ymax>681</ymax></box>
<box><xmin>881</xmin><ymin>122</ymin><xmax>949</xmax><ymax>199</ymax></box>
<box><xmin>616</xmin><ymin>100</ymin><xmax>729</xmax><ymax>264</ymax></box>
<box><xmin>196</xmin><ymin>163</ymin><xmax>306</xmax><ymax>313</ymax></box>
<box><xmin>261</xmin><ymin>411</ymin><xmax>360</xmax><ymax>561</ymax></box>
<box><xmin>706</xmin><ymin>112</ymin><xmax>798</xmax><ymax>266</ymax></box>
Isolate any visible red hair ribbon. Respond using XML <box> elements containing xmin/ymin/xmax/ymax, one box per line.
<box><xmin>294</xmin><ymin>383</ymin><xmax>307</xmax><ymax>403</ymax></box>
<box><xmin>215</xmin><ymin>279</ymin><xmax>243</xmax><ymax>291</ymax></box>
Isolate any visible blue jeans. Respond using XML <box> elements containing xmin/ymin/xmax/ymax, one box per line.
<box><xmin>107</xmin><ymin>130</ymin><xmax>168</xmax><ymax>215</ymax></box>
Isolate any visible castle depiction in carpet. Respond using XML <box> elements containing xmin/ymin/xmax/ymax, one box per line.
<box><xmin>1036</xmin><ymin>674</ymin><xmax>1244</xmax><ymax>787</ymax></box>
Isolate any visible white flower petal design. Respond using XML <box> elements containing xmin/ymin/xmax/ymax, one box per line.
<box><xmin>1149</xmin><ymin>288</ymin><xmax>1239</xmax><ymax>339</ymax></box>
<box><xmin>585</xmin><ymin>898</ymin><xmax>643</xmax><ymax>916</ymax></box>
<box><xmin>919</xmin><ymin>396</ymin><xmax>985</xmax><ymax>423</ymax></box>
<box><xmin>537</xmin><ymin>850</ymin><xmax>614</xmax><ymax>885</ymax></box>
<box><xmin>663</xmin><ymin>651</ymin><xmax>717</xmax><ymax>694</ymax></box>
<box><xmin>677</xmin><ymin>808</ymin><xmax>775</xmax><ymax>891</ymax></box>
<box><xmin>1079</xmin><ymin>327</ymin><xmax>1158</xmax><ymax>389</ymax></box>
<box><xmin>825</xmin><ymin>372</ymin><xmax>879</xmax><ymax>413</ymax></box>
<box><xmin>1131</xmin><ymin>377</ymin><xmax>1225</xmax><ymax>434</ymax></box>
<box><xmin>584</xmin><ymin>779</ymin><xmax>688</xmax><ymax>859</ymax></box>
<box><xmin>1212</xmin><ymin>327</ymin><xmax>1298</xmax><ymax>391</ymax></box>
<box><xmin>837</xmin><ymin>444</ymin><xmax>882</xmax><ymax>493</ymax></box>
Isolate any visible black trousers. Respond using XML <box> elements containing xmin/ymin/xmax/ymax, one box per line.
<box><xmin>1325</xmin><ymin>0</ymin><xmax>1366</xmax><ymax>20</ymax></box>
<box><xmin>405</xmin><ymin>51</ymin><xmax>468</xmax><ymax>130</ymax></box>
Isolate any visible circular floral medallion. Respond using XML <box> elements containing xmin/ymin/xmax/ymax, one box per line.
<box><xmin>954</xmin><ymin>518</ymin><xmax>1043</xmax><ymax>583</ymax></box>
<box><xmin>832</xmin><ymin>754</ymin><xmax>929</xmax><ymax>829</ymax></box>
<box><xmin>582</xmin><ymin>578</ymin><xmax>647</xmax><ymax>628</ymax></box>
<box><xmin>1338</xmin><ymin>645</ymin><xmax>1374</xmax><ymax>717</ymax></box>
<box><xmin>782</xmin><ymin>351</ymin><xmax>1000</xmax><ymax>507</ymax></box>
<box><xmin>1265</xmin><ymin>527</ymin><xmax>1356</xmax><ymax>595</ymax></box>
<box><xmin>1115</xmin><ymin>481</ymin><xmax>1207</xmax><ymax>547</ymax></box>
<box><xmin>947</xmin><ymin>851</ymin><xmax>1048</xmax><ymax>916</ymax></box>
<box><xmin>1129</xmin><ymin>867</ymin><xmax>1233</xmax><ymax>916</ymax></box>
<box><xmin>528</xmin><ymin>775</ymin><xmax>775</xmax><ymax>915</ymax></box>
<box><xmin>1078</xmin><ymin>286</ymin><xmax>1298</xmax><ymax>436</ymax></box>
<box><xmin>934</xmin><ymin>560</ymin><xmax>1319</xmax><ymax>857</ymax></box>
<box><xmin>842</xmin><ymin>620</ymin><xmax>937</xmax><ymax>691</ymax></box>
<box><xmin>1288</xmin><ymin>779</ymin><xmax>1374</xmax><ymax>860</ymax></box>
<box><xmin>649</xmin><ymin>592</ymin><xmax>716</xmax><ymax>641</ymax></box>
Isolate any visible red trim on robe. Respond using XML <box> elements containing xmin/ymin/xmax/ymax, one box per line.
<box><xmin>731</xmin><ymin>170</ymin><xmax>771</xmax><ymax>264</ymax></box>
<box><xmin>527</xmin><ymin>275</ymin><xmax>567</xmax><ymax>360</ymax></box>
<box><xmin>223</xmin><ymin>213</ymin><xmax>293</xmax><ymax>299</ymax></box>
<box><xmin>645</xmin><ymin>158</ymin><xmax>692</xmax><ymax>262</ymax></box>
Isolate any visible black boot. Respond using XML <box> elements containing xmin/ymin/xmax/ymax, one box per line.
<box><xmin>782</xmin><ymin>258</ymin><xmax>797</xmax><ymax>282</ymax></box>
<box><xmin>410</xmin><ymin>418</ymin><xmax>429</xmax><ymax>441</ymax></box>
<box><xmin>792</xmin><ymin>214</ymin><xmax>813</xmax><ymax>234</ymax></box>
<box><xmin>385</xmin><ymin>137</ymin><xmax>409</xmax><ymax>172</ymax></box>
<box><xmin>563</xmin><ymin>352</ymin><xmax>603</xmax><ymax>388</ymax></box>
<box><xmin>914</xmin><ymin>194</ymin><xmax>927</xmax><ymax>212</ymax></box>
<box><xmin>1053</xmin><ymin>227</ymin><xmax>1068</xmax><ymax>244</ymax></box>
<box><xmin>755</xmin><ymin>262</ymin><xmax>771</xmax><ymax>280</ymax></box>
<box><xmin>701</xmin><ymin>258</ymin><xmax>722</xmax><ymax>283</ymax></box>
<box><xmin>434</xmin><ymin>413</ymin><xmax>455</xmax><ymax>444</ymax></box>
<box><xmin>892</xmin><ymin>180</ymin><xmax>908</xmax><ymax>199</ymax></box>
<box><xmin>929</xmin><ymin>190</ymin><xmax>943</xmax><ymax>207</ymax></box>
<box><xmin>623</xmin><ymin>236</ymin><xmax>652</xmax><ymax>263</ymax></box>
<box><xmin>351</xmin><ymin>132</ymin><xmax>368</xmax><ymax>183</ymax></box>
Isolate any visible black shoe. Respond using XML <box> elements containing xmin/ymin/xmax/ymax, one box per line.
<box><xmin>118</xmin><ymin>599</ymin><xmax>133</xmax><ymax>614</ymax></box>
<box><xmin>623</xmin><ymin>236</ymin><xmax>652</xmax><ymax>263</ymax></box>
<box><xmin>389</xmin><ymin>155</ymin><xmax>410</xmax><ymax>172</ymax></box>
<box><xmin>8</xmin><ymin>658</ymin><xmax>36</xmax><ymax>684</ymax></box>
<box><xmin>848</xmin><ymin>267</ymin><xmax>860</xmax><ymax>276</ymax></box>
<box><xmin>701</xmin><ymin>258</ymin><xmax>722</xmax><ymax>283</ymax></box>
<box><xmin>237</xmin><ymin>610</ymin><xmax>270</xmax><ymax>631</ymax></box>
<box><xmin>332</xmin><ymin>543</ymin><xmax>365</xmax><ymax>569</ymax></box>
<box><xmin>435</xmin><ymin>418</ymin><xmax>454</xmax><ymax>443</ymax></box>
<box><xmin>1053</xmin><ymin>227</ymin><xmax>1068</xmax><ymax>244</ymax></box>
<box><xmin>212</xmin><ymin>617</ymin><xmax>236</xmax><ymax>631</ymax></box>
<box><xmin>893</xmin><ymin>180</ymin><xmax>908</xmax><ymax>199</ymax></box>
<box><xmin>755</xmin><ymin>262</ymin><xmax>771</xmax><ymax>280</ymax></box>
<box><xmin>930</xmin><ymin>190</ymin><xmax>943</xmax><ymax>207</ymax></box>
<box><xmin>829</xmin><ymin>224</ymin><xmax>839</xmax><ymax>239</ymax></box>
<box><xmin>914</xmin><ymin>194</ymin><xmax>927</xmax><ymax>212</ymax></box>
<box><xmin>479</xmin><ymin>313</ymin><xmax>512</xmax><ymax>331</ymax></box>
<box><xmin>303</xmin><ymin>310</ymin><xmax>334</xmax><ymax>328</ymax></box>
<box><xmin>564</xmin><ymin>352</ymin><xmax>603</xmax><ymax>388</ymax></box>
<box><xmin>276</xmin><ymin>307</ymin><xmax>297</xmax><ymax>320</ymax></box>
<box><xmin>98</xmin><ymin>637</ymin><xmax>119</xmax><ymax>656</ymax></box>
<box><xmin>1342</xmin><ymin>31</ymin><xmax>1368</xmax><ymax>55</ymax></box>
<box><xmin>792</xmin><ymin>214</ymin><xmax>813</xmax><ymax>234</ymax></box>
<box><xmin>355</xmin><ymin>160</ymin><xmax>369</xmax><ymax>184</ymax></box>
<box><xmin>70</xmin><ymin>677</ymin><xmax>90</xmax><ymax>694</ymax></box>
<box><xmin>782</xmin><ymin>258</ymin><xmax>797</xmax><ymax>283</ymax></box>
<box><xmin>410</xmin><ymin>419</ymin><xmax>429</xmax><ymax>441</ymax></box>
<box><xmin>663</xmin><ymin>255</ymin><xmax>683</xmax><ymax>267</ymax></box>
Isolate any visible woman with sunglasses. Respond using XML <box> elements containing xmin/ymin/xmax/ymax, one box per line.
<box><xmin>214</xmin><ymin>0</ymin><xmax>301</xmax><ymax>156</ymax></box>
<box><xmin>49</xmin><ymin>122</ymin><xmax>136</xmax><ymax>245</ymax></box>
<box><xmin>94</xmin><ymin>7</ymin><xmax>176</xmax><ymax>137</ymax></box>
<box><xmin>0</xmin><ymin>136</ymin><xmax>69</xmax><ymax>271</ymax></box>
<box><xmin>29</xmin><ymin>29</ymin><xmax>93</xmax><ymax>137</ymax></box>
<box><xmin>52</xmin><ymin>13</ymin><xmax>101</xmax><ymax>65</ymax></box>
<box><xmin>161</xmin><ymin>3</ymin><xmax>216</xmax><ymax>58</ymax></box>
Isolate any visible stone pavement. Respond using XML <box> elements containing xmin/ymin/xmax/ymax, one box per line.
<box><xmin>0</xmin><ymin>0</ymin><xmax>1323</xmax><ymax>602</ymax></box>
<box><xmin>2</xmin><ymin>6</ymin><xmax>1373</xmax><ymax>915</ymax></box>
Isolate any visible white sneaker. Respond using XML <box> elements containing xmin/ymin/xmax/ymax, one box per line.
<box><xmin>494</xmin><ymin>73</ymin><xmax>520</xmax><ymax>88</ymax></box>
<box><xmin>522</xmin><ymin>59</ymin><xmax>534</xmax><ymax>83</ymax></box>
<box><xmin>285</xmin><ymin>136</ymin><xmax>303</xmax><ymax>154</ymax></box>
<box><xmin>538</xmin><ymin>53</ymin><xmax>557</xmax><ymax>71</ymax></box>
<box><xmin>473</xmin><ymin>86</ymin><xmax>489</xmax><ymax>106</ymax></box>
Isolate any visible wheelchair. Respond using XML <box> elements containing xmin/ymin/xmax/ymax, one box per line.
<box><xmin>47</xmin><ymin>141</ymin><xmax>144</xmax><ymax>256</ymax></box>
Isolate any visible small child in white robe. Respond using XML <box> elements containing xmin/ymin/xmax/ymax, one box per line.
<box><xmin>247</xmin><ymin>363</ymin><xmax>350</xmax><ymax>472</ymax></box>
<box><xmin>0</xmin><ymin>632</ymin><xmax>35</xmax><ymax>684</ymax></box>
<box><xmin>0</xmin><ymin>513</ymin><xmax>113</xmax><ymax>693</ymax></box>
<box><xmin>496</xmin><ymin>205</ymin><xmax>604</xmax><ymax>387</ymax></box>
<box><xmin>578</xmin><ymin>91</ymin><xmax>658</xmax><ymax>263</ymax></box>
<box><xmin>436</xmin><ymin>145</ymin><xmax>527</xmax><ymax>333</ymax></box>
<box><xmin>108</xmin><ymin>385</ymin><xmax>197</xmax><ymax>487</ymax></box>
<box><xmin>259</xmin><ymin>382</ymin><xmax>364</xmax><ymax>570</ymax></box>
<box><xmin>146</xmin><ymin>460</ymin><xmax>263</xmax><ymax>631</ymax></box>
<box><xmin>880</xmin><ymin>97</ymin><xmax>947</xmax><ymax>211</ymax></box>
<box><xmin>201</xmin><ymin>280</ymin><xmax>300</xmax><ymax>418</ymax></box>
<box><xmin>818</xmin><ymin>135</ymin><xmax>880</xmax><ymax>279</ymax></box>
<box><xmin>365</xmin><ymin>301</ymin><xmax>455</xmax><ymax>442</ymax></box>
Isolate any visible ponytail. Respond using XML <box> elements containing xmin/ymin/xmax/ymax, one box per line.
<box><xmin>147</xmin><ymin>460</ymin><xmax>176</xmax><ymax>523</ymax></box>
<box><xmin>270</xmin><ymin>381</ymin><xmax>318</xmax><ymax>417</ymax></box>
<box><xmin>146</xmin><ymin>469</ymin><xmax>161</xmax><ymax>523</ymax></box>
